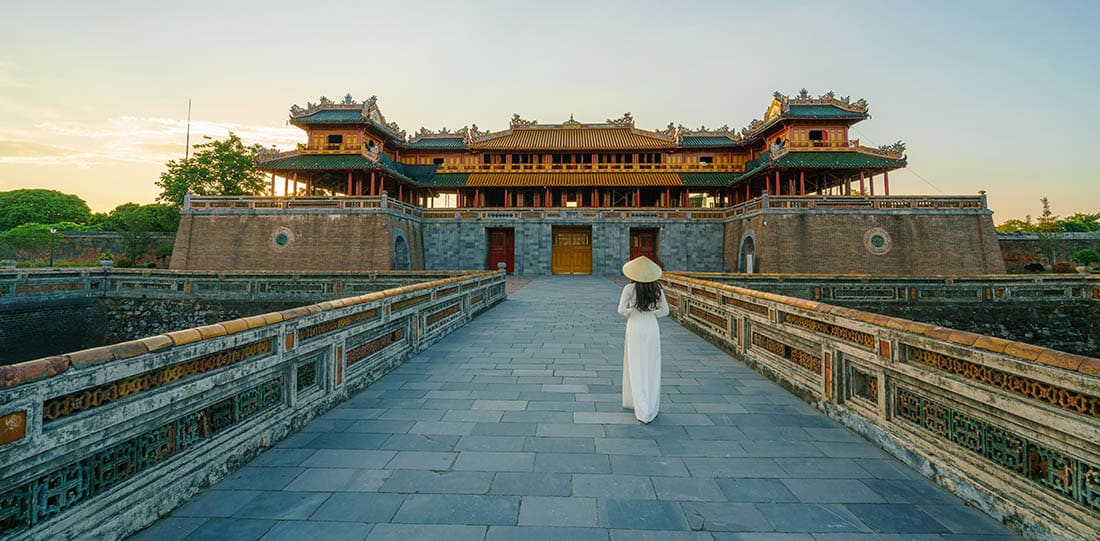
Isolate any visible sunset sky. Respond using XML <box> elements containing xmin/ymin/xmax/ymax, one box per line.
<box><xmin>1</xmin><ymin>0</ymin><xmax>1097</xmax><ymax>222</ymax></box>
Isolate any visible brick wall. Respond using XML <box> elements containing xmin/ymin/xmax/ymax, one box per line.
<box><xmin>724</xmin><ymin>211</ymin><xmax>1005</xmax><ymax>275</ymax></box>
<box><xmin>0</xmin><ymin>299</ymin><xmax>106</xmax><ymax>365</ymax></box>
<box><xmin>171</xmin><ymin>213</ymin><xmax>423</xmax><ymax>271</ymax></box>
<box><xmin>998</xmin><ymin>232</ymin><xmax>1100</xmax><ymax>272</ymax></box>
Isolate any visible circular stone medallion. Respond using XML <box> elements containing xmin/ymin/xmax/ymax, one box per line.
<box><xmin>863</xmin><ymin>228</ymin><xmax>892</xmax><ymax>255</ymax></box>
<box><xmin>272</xmin><ymin>228</ymin><xmax>294</xmax><ymax>250</ymax></box>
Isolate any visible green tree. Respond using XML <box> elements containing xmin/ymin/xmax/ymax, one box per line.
<box><xmin>103</xmin><ymin>203</ymin><xmax>180</xmax><ymax>264</ymax></box>
<box><xmin>995</xmin><ymin>217</ymin><xmax>1035</xmax><ymax>233</ymax></box>
<box><xmin>1072</xmin><ymin>249</ymin><xmax>1100</xmax><ymax>265</ymax></box>
<box><xmin>0</xmin><ymin>189</ymin><xmax>91</xmax><ymax>231</ymax></box>
<box><xmin>1035</xmin><ymin>197</ymin><xmax>1061</xmax><ymax>233</ymax></box>
<box><xmin>155</xmin><ymin>132</ymin><xmax>268</xmax><ymax>206</ymax></box>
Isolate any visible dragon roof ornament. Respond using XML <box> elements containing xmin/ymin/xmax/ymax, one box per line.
<box><xmin>510</xmin><ymin>114</ymin><xmax>537</xmax><ymax>128</ymax></box>
<box><xmin>773</xmin><ymin>88</ymin><xmax>870</xmax><ymax>113</ymax></box>
<box><xmin>288</xmin><ymin>93</ymin><xmax>406</xmax><ymax>140</ymax></box>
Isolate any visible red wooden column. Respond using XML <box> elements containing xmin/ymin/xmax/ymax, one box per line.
<box><xmin>799</xmin><ymin>170</ymin><xmax>805</xmax><ymax>196</ymax></box>
<box><xmin>545</xmin><ymin>187</ymin><xmax>550</xmax><ymax>207</ymax></box>
<box><xmin>504</xmin><ymin>188</ymin><xmax>510</xmax><ymax>208</ymax></box>
<box><xmin>270</xmin><ymin>172</ymin><xmax>276</xmax><ymax>195</ymax></box>
<box><xmin>683</xmin><ymin>188</ymin><xmax>688</xmax><ymax>207</ymax></box>
<box><xmin>370</xmin><ymin>171</ymin><xmax>377</xmax><ymax>196</ymax></box>
<box><xmin>775</xmin><ymin>170</ymin><xmax>781</xmax><ymax>195</ymax></box>
<box><xmin>474</xmin><ymin>188</ymin><xmax>480</xmax><ymax>208</ymax></box>
<box><xmin>592</xmin><ymin>188</ymin><xmax>598</xmax><ymax>207</ymax></box>
<box><xmin>346</xmin><ymin>172</ymin><xmax>353</xmax><ymax>195</ymax></box>
<box><xmin>399</xmin><ymin>183</ymin><xmax>403</xmax><ymax>202</ymax></box>
<box><xmin>745</xmin><ymin>182</ymin><xmax>750</xmax><ymax>201</ymax></box>
<box><xmin>284</xmin><ymin>175</ymin><xmax>290</xmax><ymax>196</ymax></box>
<box><xmin>884</xmin><ymin>171</ymin><xmax>890</xmax><ymax>195</ymax></box>
<box><xmin>869</xmin><ymin>174</ymin><xmax>875</xmax><ymax>196</ymax></box>
<box><xmin>635</xmin><ymin>188</ymin><xmax>641</xmax><ymax>207</ymax></box>
<box><xmin>665</xmin><ymin>187</ymin><xmax>671</xmax><ymax>208</ymax></box>
<box><xmin>859</xmin><ymin>171</ymin><xmax>866</xmax><ymax>195</ymax></box>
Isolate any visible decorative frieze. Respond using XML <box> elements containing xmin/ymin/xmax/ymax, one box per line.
<box><xmin>907</xmin><ymin>346</ymin><xmax>1099</xmax><ymax>420</ymax></box>
<box><xmin>297</xmin><ymin>309</ymin><xmax>378</xmax><ymax>342</ymax></box>
<box><xmin>895</xmin><ymin>386</ymin><xmax>1100</xmax><ymax>513</ymax></box>
<box><xmin>1</xmin><ymin>378</ymin><xmax>283</xmax><ymax>537</ymax></box>
<box><xmin>751</xmin><ymin>332</ymin><xmax>821</xmax><ymax>374</ymax></box>
<box><xmin>784</xmin><ymin>312</ymin><xmax>875</xmax><ymax>349</ymax></box>
<box><xmin>426</xmin><ymin>304</ymin><xmax>461</xmax><ymax>327</ymax></box>
<box><xmin>722</xmin><ymin>295</ymin><xmax>769</xmax><ymax>315</ymax></box>
<box><xmin>42</xmin><ymin>339</ymin><xmax>273</xmax><ymax>423</ymax></box>
<box><xmin>346</xmin><ymin>329</ymin><xmax>405</xmax><ymax>367</ymax></box>
<box><xmin>391</xmin><ymin>294</ymin><xmax>430</xmax><ymax>312</ymax></box>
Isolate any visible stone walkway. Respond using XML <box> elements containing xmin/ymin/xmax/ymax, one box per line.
<box><xmin>133</xmin><ymin>276</ymin><xmax>1020</xmax><ymax>541</ymax></box>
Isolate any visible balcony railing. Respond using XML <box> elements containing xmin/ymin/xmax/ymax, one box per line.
<box><xmin>434</xmin><ymin>162</ymin><xmax>743</xmax><ymax>173</ymax></box>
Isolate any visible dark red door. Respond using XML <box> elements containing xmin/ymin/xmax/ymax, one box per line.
<box><xmin>630</xmin><ymin>229</ymin><xmax>657</xmax><ymax>263</ymax></box>
<box><xmin>487</xmin><ymin>229</ymin><xmax>515</xmax><ymax>273</ymax></box>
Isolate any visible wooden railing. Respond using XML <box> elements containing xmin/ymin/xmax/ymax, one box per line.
<box><xmin>434</xmin><ymin>161</ymin><xmax>743</xmax><ymax>173</ymax></box>
<box><xmin>662</xmin><ymin>273</ymin><xmax>1099</xmax><ymax>540</ymax></box>
<box><xmin>0</xmin><ymin>271</ymin><xmax>506</xmax><ymax>540</ymax></box>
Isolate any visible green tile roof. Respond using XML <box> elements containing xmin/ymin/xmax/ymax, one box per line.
<box><xmin>290</xmin><ymin>110</ymin><xmax>366</xmax><ymax>124</ymax></box>
<box><xmin>678</xmin><ymin>172</ymin><xmax>739</xmax><ymax>186</ymax></box>
<box><xmin>258</xmin><ymin>154</ymin><xmax>377</xmax><ymax>171</ymax></box>
<box><xmin>784</xmin><ymin>105</ymin><xmax>867</xmax><ymax>119</ymax></box>
<box><xmin>400</xmin><ymin>164</ymin><xmax>442</xmax><ymax>183</ymax></box>
<box><xmin>418</xmin><ymin>173</ymin><xmax>469</xmax><ymax>187</ymax></box>
<box><xmin>404</xmin><ymin>138</ymin><xmax>466</xmax><ymax>149</ymax></box>
<box><xmin>680</xmin><ymin>136</ymin><xmax>748</xmax><ymax>148</ymax></box>
<box><xmin>739</xmin><ymin>151</ymin><xmax>905</xmax><ymax>180</ymax></box>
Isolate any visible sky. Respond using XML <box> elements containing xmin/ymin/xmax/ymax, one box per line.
<box><xmin>0</xmin><ymin>0</ymin><xmax>1097</xmax><ymax>223</ymax></box>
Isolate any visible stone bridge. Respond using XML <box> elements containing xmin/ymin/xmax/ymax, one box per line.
<box><xmin>1</xmin><ymin>273</ymin><xmax>1097</xmax><ymax>540</ymax></box>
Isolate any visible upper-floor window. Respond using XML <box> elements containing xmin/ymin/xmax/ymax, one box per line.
<box><xmin>433</xmin><ymin>158</ymin><xmax>445</xmax><ymax>165</ymax></box>
<box><xmin>699</xmin><ymin>156</ymin><xmax>714</xmax><ymax>165</ymax></box>
<box><xmin>327</xmin><ymin>134</ymin><xmax>343</xmax><ymax>145</ymax></box>
<box><xmin>808</xmin><ymin>130</ymin><xmax>827</xmax><ymax>141</ymax></box>
<box><xmin>639</xmin><ymin>153</ymin><xmax>662</xmax><ymax>164</ymax></box>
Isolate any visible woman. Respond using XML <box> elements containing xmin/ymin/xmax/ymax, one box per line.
<box><xmin>618</xmin><ymin>256</ymin><xmax>669</xmax><ymax>423</ymax></box>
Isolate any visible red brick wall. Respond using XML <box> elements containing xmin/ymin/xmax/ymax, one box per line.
<box><xmin>171</xmin><ymin>213</ymin><xmax>423</xmax><ymax>271</ymax></box>
<box><xmin>724</xmin><ymin>212</ymin><xmax>1006</xmax><ymax>275</ymax></box>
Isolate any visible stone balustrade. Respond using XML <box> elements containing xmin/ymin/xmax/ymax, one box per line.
<box><xmin>0</xmin><ymin>271</ymin><xmax>505</xmax><ymax>540</ymax></box>
<box><xmin>660</xmin><ymin>273</ymin><xmax>1099</xmax><ymax>540</ymax></box>
<box><xmin>0</xmin><ymin>268</ymin><xmax>477</xmax><ymax>306</ymax></box>
<box><xmin>675</xmin><ymin>272</ymin><xmax>1100</xmax><ymax>304</ymax></box>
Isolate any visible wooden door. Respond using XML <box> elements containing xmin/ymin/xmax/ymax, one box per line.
<box><xmin>551</xmin><ymin>227</ymin><xmax>592</xmax><ymax>275</ymax></box>
<box><xmin>487</xmin><ymin>228</ymin><xmax>515</xmax><ymax>273</ymax></box>
<box><xmin>630</xmin><ymin>229</ymin><xmax>657</xmax><ymax>263</ymax></box>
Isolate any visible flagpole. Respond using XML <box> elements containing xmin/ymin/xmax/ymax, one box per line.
<box><xmin>184</xmin><ymin>98</ymin><xmax>192</xmax><ymax>161</ymax></box>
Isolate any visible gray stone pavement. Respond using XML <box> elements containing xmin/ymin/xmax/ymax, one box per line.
<box><xmin>133</xmin><ymin>276</ymin><xmax>1021</xmax><ymax>541</ymax></box>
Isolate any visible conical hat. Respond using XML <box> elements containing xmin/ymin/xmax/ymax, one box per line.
<box><xmin>622</xmin><ymin>256</ymin><xmax>662</xmax><ymax>283</ymax></box>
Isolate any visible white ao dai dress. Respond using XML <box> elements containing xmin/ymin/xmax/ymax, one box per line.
<box><xmin>618</xmin><ymin>283</ymin><xmax>669</xmax><ymax>423</ymax></box>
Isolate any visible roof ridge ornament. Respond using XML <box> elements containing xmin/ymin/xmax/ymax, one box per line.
<box><xmin>606</xmin><ymin>112</ymin><xmax>634</xmax><ymax>127</ymax></box>
<box><xmin>562</xmin><ymin>113</ymin><xmax>581</xmax><ymax>128</ymax></box>
<box><xmin>510</xmin><ymin>114</ymin><xmax>537</xmax><ymax>128</ymax></box>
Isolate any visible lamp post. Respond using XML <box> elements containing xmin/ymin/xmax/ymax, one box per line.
<box><xmin>48</xmin><ymin>227</ymin><xmax>57</xmax><ymax>267</ymax></box>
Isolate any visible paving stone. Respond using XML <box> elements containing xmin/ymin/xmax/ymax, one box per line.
<box><xmin>574</xmin><ymin>411</ymin><xmax>638</xmax><ymax>424</ymax></box>
<box><xmin>610</xmin><ymin>531</ymin><xmax>714</xmax><ymax>541</ymax></box>
<box><xmin>651</xmin><ymin>477</ymin><xmax>726</xmax><ymax>501</ymax></box>
<box><xmin>658</xmin><ymin>440</ymin><xmax>746</xmax><ymax>458</ymax></box>
<box><xmin>182</xmin><ymin>518</ymin><xmax>276</xmax><ymax>541</ymax></box>
<box><xmin>393</xmin><ymin>494</ymin><xmax>520</xmax><ymax>525</ymax></box>
<box><xmin>534</xmin><ymin>453</ymin><xmax>611</xmax><ymax>473</ymax></box>
<box><xmin>365</xmin><ymin>524</ymin><xmax>487</xmax><ymax>541</ymax></box>
<box><xmin>384</xmin><ymin>451</ymin><xmax>457</xmax><ymax>470</ymax></box>
<box><xmin>306</xmin><ymin>432</ymin><xmax>391</xmax><ymax>450</ymax></box>
<box><xmin>846</xmin><ymin>503</ymin><xmax>948</xmax><ymax>533</ymax></box>
<box><xmin>380</xmin><ymin>434</ymin><xmax>460</xmax><ymax>452</ymax></box>
<box><xmin>490</xmin><ymin>472</ymin><xmax>572</xmax><ymax>496</ymax></box>
<box><xmin>232</xmin><ymin>492</ymin><xmax>330</xmax><ymax>520</ymax></box>
<box><xmin>444</xmin><ymin>410</ymin><xmax>506</xmax><ymax>423</ymax></box>
<box><xmin>517</xmin><ymin>496</ymin><xmax>597</xmax><ymax>527</ymax></box>
<box><xmin>309</xmin><ymin>493</ymin><xmax>406</xmax><ymax>522</ymax></box>
<box><xmin>488</xmin><ymin>526</ymin><xmax>608</xmax><ymax>541</ymax></box>
<box><xmin>408</xmin><ymin>420</ymin><xmax>477</xmax><ymax>436</ymax></box>
<box><xmin>381</xmin><ymin>469</ymin><xmax>493</xmax><ymax>494</ymax></box>
<box><xmin>174</xmin><ymin>490</ymin><xmax>261</xmax><ymax>518</ymax></box>
<box><xmin>302</xmin><ymin>450</ymin><xmax>397</xmax><ymax>469</ymax></box>
<box><xmin>472</xmin><ymin>422</ymin><xmax>538</xmax><ymax>436</ymax></box>
<box><xmin>456</xmin><ymin>435</ymin><xmax>529</xmax><ymax>451</ymax></box>
<box><xmin>609</xmin><ymin>455</ymin><xmax>689</xmax><ymax>477</ymax></box>
<box><xmin>600</xmin><ymin>498</ymin><xmax>690</xmax><ymax>530</ymax></box>
<box><xmin>572</xmin><ymin>474</ymin><xmax>655</xmax><ymax>499</ymax></box>
<box><xmin>285</xmin><ymin>468</ymin><xmax>391</xmax><ymax>492</ymax></box>
<box><xmin>919</xmin><ymin>504</ymin><xmax>1013</xmax><ymax>534</ymax></box>
<box><xmin>346</xmin><ymin>420</ymin><xmax>416</xmax><ymax>433</ymax></box>
<box><xmin>524</xmin><ymin>437</ymin><xmax>595</xmax><ymax>453</ymax></box>
<box><xmin>716</xmin><ymin>478</ymin><xmax>799</xmax><ymax>503</ymax></box>
<box><xmin>756</xmin><ymin>503</ymin><xmax>869</xmax><ymax>533</ymax></box>
<box><xmin>774</xmin><ymin>458</ymin><xmax>871</xmax><ymax>479</ymax></box>
<box><xmin>536</xmin><ymin>423</ymin><xmax>607</xmax><ymax>438</ymax></box>
<box><xmin>261</xmin><ymin>520</ymin><xmax>372</xmax><ymax>541</ymax></box>
<box><xmin>473</xmin><ymin>399</ymin><xmax>529</xmax><ymax>411</ymax></box>
<box><xmin>781</xmin><ymin>479</ymin><xmax>886</xmax><ymax>503</ymax></box>
<box><xmin>249</xmin><ymin>448</ymin><xmax>314</xmax><ymax>467</ymax></box>
<box><xmin>711</xmin><ymin>534</ymin><xmax>813</xmax><ymax>541</ymax></box>
<box><xmin>681</xmin><ymin>501</ymin><xmax>773</xmax><ymax>532</ymax></box>
<box><xmin>595</xmin><ymin>438</ymin><xmax>661</xmax><ymax>456</ymax></box>
<box><xmin>453</xmin><ymin>451</ymin><xmax>535</xmax><ymax>472</ymax></box>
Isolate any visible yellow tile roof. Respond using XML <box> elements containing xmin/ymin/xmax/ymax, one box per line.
<box><xmin>466</xmin><ymin>173</ymin><xmax>683</xmax><ymax>187</ymax></box>
<box><xmin>470</xmin><ymin>128</ymin><xmax>673</xmax><ymax>150</ymax></box>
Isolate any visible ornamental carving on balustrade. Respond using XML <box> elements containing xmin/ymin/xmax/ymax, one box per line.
<box><xmin>1</xmin><ymin>378</ymin><xmax>283</xmax><ymax>537</ymax></box>
<box><xmin>426</xmin><ymin>303</ymin><xmax>461</xmax><ymax>326</ymax></box>
<box><xmin>751</xmin><ymin>332</ymin><xmax>822</xmax><ymax>374</ymax></box>
<box><xmin>721</xmin><ymin>295</ymin><xmax>770</xmax><ymax>316</ymax></box>
<box><xmin>391</xmin><ymin>294</ymin><xmax>430</xmax><ymax>312</ymax></box>
<box><xmin>783</xmin><ymin>312</ymin><xmax>875</xmax><ymax>349</ymax></box>
<box><xmin>907</xmin><ymin>346</ymin><xmax>1100</xmax><ymax>420</ymax></box>
<box><xmin>346</xmin><ymin>328</ymin><xmax>405</xmax><ymax>367</ymax></box>
<box><xmin>297</xmin><ymin>309</ymin><xmax>378</xmax><ymax>342</ymax></box>
<box><xmin>41</xmin><ymin>338</ymin><xmax>274</xmax><ymax>423</ymax></box>
<box><xmin>895</xmin><ymin>385</ymin><xmax>1100</xmax><ymax>513</ymax></box>
<box><xmin>691</xmin><ymin>287</ymin><xmax>718</xmax><ymax>301</ymax></box>
<box><xmin>687</xmin><ymin>304</ymin><xmax>727</xmax><ymax>335</ymax></box>
<box><xmin>849</xmin><ymin>365</ymin><xmax>878</xmax><ymax>404</ymax></box>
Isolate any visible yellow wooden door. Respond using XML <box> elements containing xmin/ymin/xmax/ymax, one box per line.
<box><xmin>552</xmin><ymin>228</ymin><xmax>592</xmax><ymax>274</ymax></box>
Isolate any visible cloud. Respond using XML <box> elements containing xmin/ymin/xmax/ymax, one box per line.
<box><xmin>0</xmin><ymin>141</ymin><xmax>78</xmax><ymax>157</ymax></box>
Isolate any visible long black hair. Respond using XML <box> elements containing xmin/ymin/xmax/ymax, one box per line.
<box><xmin>633</xmin><ymin>280</ymin><xmax>663</xmax><ymax>312</ymax></box>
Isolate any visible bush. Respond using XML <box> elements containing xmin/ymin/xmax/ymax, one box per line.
<box><xmin>1051</xmin><ymin>261</ymin><xmax>1076</xmax><ymax>273</ymax></box>
<box><xmin>1071</xmin><ymin>248</ymin><xmax>1100</xmax><ymax>265</ymax></box>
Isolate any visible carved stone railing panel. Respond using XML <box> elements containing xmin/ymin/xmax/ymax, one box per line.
<box><xmin>662</xmin><ymin>273</ymin><xmax>1100</xmax><ymax>540</ymax></box>
<box><xmin>0</xmin><ymin>271</ymin><xmax>505</xmax><ymax>540</ymax></box>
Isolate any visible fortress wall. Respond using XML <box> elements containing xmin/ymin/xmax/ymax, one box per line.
<box><xmin>725</xmin><ymin>211</ymin><xmax>1005</xmax><ymax>275</ymax></box>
